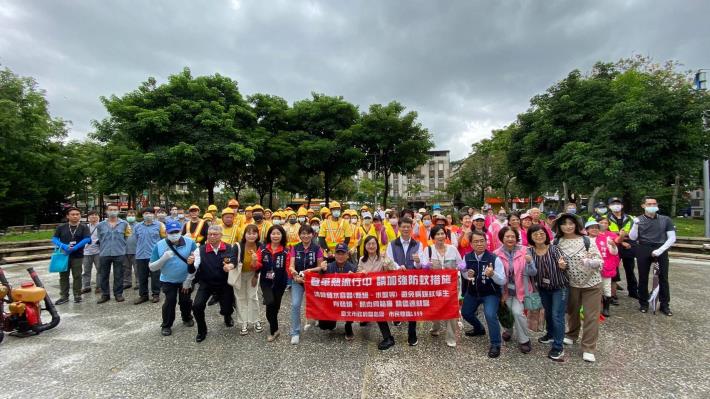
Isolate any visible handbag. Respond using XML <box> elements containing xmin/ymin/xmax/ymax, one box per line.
<box><xmin>49</xmin><ymin>248</ymin><xmax>69</xmax><ymax>273</ymax></box>
<box><xmin>523</xmin><ymin>276</ymin><xmax>542</xmax><ymax>310</ymax></box>
<box><xmin>498</xmin><ymin>301</ymin><xmax>514</xmax><ymax>329</ymax></box>
<box><xmin>227</xmin><ymin>243</ymin><xmax>243</xmax><ymax>287</ymax></box>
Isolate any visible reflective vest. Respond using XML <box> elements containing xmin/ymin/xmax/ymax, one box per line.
<box><xmin>355</xmin><ymin>224</ymin><xmax>377</xmax><ymax>256</ymax></box>
<box><xmin>384</xmin><ymin>222</ymin><xmax>400</xmax><ymax>243</ymax></box>
<box><xmin>321</xmin><ymin>218</ymin><xmax>350</xmax><ymax>250</ymax></box>
<box><xmin>285</xmin><ymin>222</ymin><xmax>301</xmax><ymax>248</ymax></box>
<box><xmin>220</xmin><ymin>223</ymin><xmax>241</xmax><ymax>245</ymax></box>
<box><xmin>184</xmin><ymin>219</ymin><xmax>206</xmax><ymax>245</ymax></box>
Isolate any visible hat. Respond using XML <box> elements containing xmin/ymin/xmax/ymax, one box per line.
<box><xmin>472</xmin><ymin>214</ymin><xmax>485</xmax><ymax>221</ymax></box>
<box><xmin>546</xmin><ymin>212</ymin><xmax>557</xmax><ymax>218</ymax></box>
<box><xmin>307</xmin><ymin>208</ymin><xmax>315</xmax><ymax>214</ymax></box>
<box><xmin>595</xmin><ymin>202</ymin><xmax>606</xmax><ymax>208</ymax></box>
<box><xmin>166</xmin><ymin>221</ymin><xmax>182</xmax><ymax>233</ymax></box>
<box><xmin>228</xmin><ymin>199</ymin><xmax>239</xmax><ymax>207</ymax></box>
<box><xmin>203</xmin><ymin>213</ymin><xmax>214</xmax><ymax>221</ymax></box>
<box><xmin>608</xmin><ymin>197</ymin><xmax>622</xmax><ymax>205</ymax></box>
<box><xmin>334</xmin><ymin>243</ymin><xmax>349</xmax><ymax>253</ymax></box>
<box><xmin>245</xmin><ymin>206</ymin><xmax>254</xmax><ymax>212</ymax></box>
<box><xmin>252</xmin><ymin>205</ymin><xmax>264</xmax><ymax>212</ymax></box>
<box><xmin>221</xmin><ymin>207</ymin><xmax>235</xmax><ymax>215</ymax></box>
<box><xmin>418</xmin><ymin>208</ymin><xmax>427</xmax><ymax>213</ymax></box>
<box><xmin>309</xmin><ymin>217</ymin><xmax>321</xmax><ymax>224</ymax></box>
<box><xmin>585</xmin><ymin>220</ymin><xmax>600</xmax><ymax>229</ymax></box>
<box><xmin>362</xmin><ymin>211</ymin><xmax>372</xmax><ymax>219</ymax></box>
<box><xmin>520</xmin><ymin>213</ymin><xmax>532</xmax><ymax>220</ymax></box>
<box><xmin>264</xmin><ymin>208</ymin><xmax>272</xmax><ymax>214</ymax></box>
<box><xmin>297</xmin><ymin>207</ymin><xmax>308</xmax><ymax>217</ymax></box>
<box><xmin>320</xmin><ymin>207</ymin><xmax>330</xmax><ymax>216</ymax></box>
<box><xmin>207</xmin><ymin>204</ymin><xmax>218</xmax><ymax>212</ymax></box>
<box><xmin>360</xmin><ymin>205</ymin><xmax>369</xmax><ymax>211</ymax></box>
<box><xmin>188</xmin><ymin>204</ymin><xmax>200</xmax><ymax>211</ymax></box>
<box><xmin>329</xmin><ymin>201</ymin><xmax>341</xmax><ymax>209</ymax></box>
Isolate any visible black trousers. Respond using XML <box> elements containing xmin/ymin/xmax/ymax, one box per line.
<box><xmin>636</xmin><ymin>244</ymin><xmax>670</xmax><ymax>308</ymax></box>
<box><xmin>377</xmin><ymin>321</ymin><xmax>416</xmax><ymax>340</ymax></box>
<box><xmin>262</xmin><ymin>285</ymin><xmax>286</xmax><ymax>335</ymax></box>
<box><xmin>161</xmin><ymin>282</ymin><xmax>193</xmax><ymax>328</ymax></box>
<box><xmin>621</xmin><ymin>256</ymin><xmax>638</xmax><ymax>296</ymax></box>
<box><xmin>318</xmin><ymin>320</ymin><xmax>354</xmax><ymax>335</ymax></box>
<box><xmin>193</xmin><ymin>282</ymin><xmax>234</xmax><ymax>334</ymax></box>
<box><xmin>135</xmin><ymin>259</ymin><xmax>160</xmax><ymax>297</ymax></box>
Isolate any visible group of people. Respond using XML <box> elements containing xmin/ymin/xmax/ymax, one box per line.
<box><xmin>51</xmin><ymin>195</ymin><xmax>676</xmax><ymax>362</ymax></box>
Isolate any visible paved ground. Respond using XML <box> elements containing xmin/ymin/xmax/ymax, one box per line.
<box><xmin>1</xmin><ymin>258</ymin><xmax>709</xmax><ymax>399</ymax></box>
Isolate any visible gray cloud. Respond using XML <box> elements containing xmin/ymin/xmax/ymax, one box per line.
<box><xmin>1</xmin><ymin>0</ymin><xmax>707</xmax><ymax>160</ymax></box>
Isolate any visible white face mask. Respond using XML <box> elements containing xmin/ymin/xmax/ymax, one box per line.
<box><xmin>144</xmin><ymin>215</ymin><xmax>154</xmax><ymax>223</ymax></box>
<box><xmin>108</xmin><ymin>210</ymin><xmax>119</xmax><ymax>218</ymax></box>
<box><xmin>311</xmin><ymin>225</ymin><xmax>320</xmax><ymax>233</ymax></box>
<box><xmin>298</xmin><ymin>217</ymin><xmax>306</xmax><ymax>223</ymax></box>
<box><xmin>273</xmin><ymin>220</ymin><xmax>282</xmax><ymax>225</ymax></box>
<box><xmin>645</xmin><ymin>206</ymin><xmax>659</xmax><ymax>214</ymax></box>
<box><xmin>332</xmin><ymin>210</ymin><xmax>341</xmax><ymax>218</ymax></box>
<box><xmin>597</xmin><ymin>208</ymin><xmax>607</xmax><ymax>214</ymax></box>
<box><xmin>178</xmin><ymin>214</ymin><xmax>185</xmax><ymax>219</ymax></box>
<box><xmin>167</xmin><ymin>233</ymin><xmax>181</xmax><ymax>242</ymax></box>
<box><xmin>609</xmin><ymin>204</ymin><xmax>622</xmax><ymax>213</ymax></box>
<box><xmin>423</xmin><ymin>220</ymin><xmax>432</xmax><ymax>227</ymax></box>
<box><xmin>126</xmin><ymin>216</ymin><xmax>136</xmax><ymax>223</ymax></box>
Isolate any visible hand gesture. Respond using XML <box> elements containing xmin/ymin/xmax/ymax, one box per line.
<box><xmin>484</xmin><ymin>265</ymin><xmax>494</xmax><ymax>278</ymax></box>
<box><xmin>467</xmin><ymin>269</ymin><xmax>475</xmax><ymax>279</ymax></box>
<box><xmin>558</xmin><ymin>257</ymin><xmax>567</xmax><ymax>270</ymax></box>
<box><xmin>162</xmin><ymin>250</ymin><xmax>174</xmax><ymax>260</ymax></box>
<box><xmin>525</xmin><ymin>254</ymin><xmax>533</xmax><ymax>264</ymax></box>
<box><xmin>320</xmin><ymin>261</ymin><xmax>328</xmax><ymax>271</ymax></box>
<box><xmin>412</xmin><ymin>253</ymin><xmax>420</xmax><ymax>263</ymax></box>
<box><xmin>622</xmin><ymin>242</ymin><xmax>631</xmax><ymax>249</ymax></box>
<box><xmin>223</xmin><ymin>263</ymin><xmax>234</xmax><ymax>272</ymax></box>
<box><xmin>187</xmin><ymin>254</ymin><xmax>195</xmax><ymax>265</ymax></box>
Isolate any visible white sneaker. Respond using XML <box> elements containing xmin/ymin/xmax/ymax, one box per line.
<box><xmin>446</xmin><ymin>340</ymin><xmax>456</xmax><ymax>347</ymax></box>
<box><xmin>254</xmin><ymin>321</ymin><xmax>264</xmax><ymax>333</ymax></box>
<box><xmin>291</xmin><ymin>335</ymin><xmax>300</xmax><ymax>345</ymax></box>
<box><xmin>583</xmin><ymin>352</ymin><xmax>596</xmax><ymax>362</ymax></box>
<box><xmin>563</xmin><ymin>338</ymin><xmax>574</xmax><ymax>345</ymax></box>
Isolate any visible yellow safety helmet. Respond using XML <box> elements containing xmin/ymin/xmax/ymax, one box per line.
<box><xmin>329</xmin><ymin>201</ymin><xmax>341</xmax><ymax>209</ymax></box>
<box><xmin>309</xmin><ymin>217</ymin><xmax>321</xmax><ymax>224</ymax></box>
<box><xmin>245</xmin><ymin>206</ymin><xmax>254</xmax><ymax>212</ymax></box>
<box><xmin>221</xmin><ymin>208</ymin><xmax>235</xmax><ymax>215</ymax></box>
<box><xmin>252</xmin><ymin>204</ymin><xmax>264</xmax><ymax>212</ymax></box>
<box><xmin>203</xmin><ymin>213</ymin><xmax>214</xmax><ymax>221</ymax></box>
<box><xmin>297</xmin><ymin>207</ymin><xmax>308</xmax><ymax>217</ymax></box>
<box><xmin>207</xmin><ymin>204</ymin><xmax>218</xmax><ymax>213</ymax></box>
<box><xmin>320</xmin><ymin>207</ymin><xmax>330</xmax><ymax>217</ymax></box>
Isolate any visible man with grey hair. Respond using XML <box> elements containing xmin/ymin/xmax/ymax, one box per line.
<box><xmin>192</xmin><ymin>224</ymin><xmax>236</xmax><ymax>342</ymax></box>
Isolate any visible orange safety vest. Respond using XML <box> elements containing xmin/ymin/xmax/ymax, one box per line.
<box><xmin>185</xmin><ymin>219</ymin><xmax>206</xmax><ymax>244</ymax></box>
<box><xmin>322</xmin><ymin>218</ymin><xmax>348</xmax><ymax>250</ymax></box>
<box><xmin>285</xmin><ymin>222</ymin><xmax>301</xmax><ymax>248</ymax></box>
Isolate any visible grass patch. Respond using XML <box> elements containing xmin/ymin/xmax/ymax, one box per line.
<box><xmin>673</xmin><ymin>217</ymin><xmax>705</xmax><ymax>238</ymax></box>
<box><xmin>0</xmin><ymin>230</ymin><xmax>54</xmax><ymax>242</ymax></box>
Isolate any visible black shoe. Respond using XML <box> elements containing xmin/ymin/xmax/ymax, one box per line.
<box><xmin>640</xmin><ymin>305</ymin><xmax>648</xmax><ymax>313</ymax></box>
<box><xmin>502</xmin><ymin>331</ymin><xmax>512</xmax><ymax>342</ymax></box>
<box><xmin>133</xmin><ymin>285</ymin><xmax>139</xmax><ymax>290</ymax></box>
<box><xmin>519</xmin><ymin>340</ymin><xmax>532</xmax><ymax>354</ymax></box>
<box><xmin>465</xmin><ymin>328</ymin><xmax>486</xmax><ymax>337</ymax></box>
<box><xmin>408</xmin><ymin>335</ymin><xmax>418</xmax><ymax>347</ymax></box>
<box><xmin>151</xmin><ymin>295</ymin><xmax>160</xmax><ymax>303</ymax></box>
<box><xmin>610</xmin><ymin>297</ymin><xmax>620</xmax><ymax>306</ymax></box>
<box><xmin>660</xmin><ymin>307</ymin><xmax>673</xmax><ymax>317</ymax></box>
<box><xmin>55</xmin><ymin>297</ymin><xmax>69</xmax><ymax>305</ymax></box>
<box><xmin>115</xmin><ymin>296</ymin><xmax>125</xmax><ymax>303</ymax></box>
<box><xmin>629</xmin><ymin>292</ymin><xmax>639</xmax><ymax>300</ymax></box>
<box><xmin>224</xmin><ymin>316</ymin><xmax>234</xmax><ymax>327</ymax></box>
<box><xmin>97</xmin><ymin>296</ymin><xmax>110</xmax><ymax>304</ymax></box>
<box><xmin>548</xmin><ymin>348</ymin><xmax>564</xmax><ymax>361</ymax></box>
<box><xmin>602</xmin><ymin>297</ymin><xmax>610</xmax><ymax>317</ymax></box>
<box><xmin>74</xmin><ymin>297</ymin><xmax>82</xmax><ymax>303</ymax></box>
<box><xmin>123</xmin><ymin>284</ymin><xmax>132</xmax><ymax>290</ymax></box>
<box><xmin>207</xmin><ymin>295</ymin><xmax>218</xmax><ymax>306</ymax></box>
<box><xmin>161</xmin><ymin>327</ymin><xmax>172</xmax><ymax>336</ymax></box>
<box><xmin>488</xmin><ymin>345</ymin><xmax>501</xmax><ymax>358</ymax></box>
<box><xmin>378</xmin><ymin>337</ymin><xmax>395</xmax><ymax>350</ymax></box>
<box><xmin>183</xmin><ymin>319</ymin><xmax>195</xmax><ymax>327</ymax></box>
<box><xmin>538</xmin><ymin>335</ymin><xmax>553</xmax><ymax>344</ymax></box>
<box><xmin>134</xmin><ymin>296</ymin><xmax>149</xmax><ymax>305</ymax></box>
<box><xmin>81</xmin><ymin>287</ymin><xmax>91</xmax><ymax>294</ymax></box>
<box><xmin>195</xmin><ymin>333</ymin><xmax>206</xmax><ymax>343</ymax></box>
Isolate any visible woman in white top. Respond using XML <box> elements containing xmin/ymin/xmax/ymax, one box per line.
<box><xmin>421</xmin><ymin>225</ymin><xmax>465</xmax><ymax>347</ymax></box>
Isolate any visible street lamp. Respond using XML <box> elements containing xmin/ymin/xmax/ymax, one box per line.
<box><xmin>694</xmin><ymin>69</ymin><xmax>709</xmax><ymax>237</ymax></box>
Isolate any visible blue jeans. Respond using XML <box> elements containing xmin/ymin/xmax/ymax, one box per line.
<box><xmin>461</xmin><ymin>293</ymin><xmax>501</xmax><ymax>347</ymax></box>
<box><xmin>290</xmin><ymin>282</ymin><xmax>305</xmax><ymax>336</ymax></box>
<box><xmin>539</xmin><ymin>287</ymin><xmax>568</xmax><ymax>351</ymax></box>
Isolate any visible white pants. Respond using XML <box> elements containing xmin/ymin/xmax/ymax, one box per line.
<box><xmin>234</xmin><ymin>271</ymin><xmax>260</xmax><ymax>326</ymax></box>
<box><xmin>602</xmin><ymin>277</ymin><xmax>612</xmax><ymax>297</ymax></box>
<box><xmin>505</xmin><ymin>297</ymin><xmax>530</xmax><ymax>344</ymax></box>
<box><xmin>431</xmin><ymin>319</ymin><xmax>458</xmax><ymax>346</ymax></box>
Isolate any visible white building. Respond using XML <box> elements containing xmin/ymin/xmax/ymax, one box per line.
<box><xmin>388</xmin><ymin>150</ymin><xmax>451</xmax><ymax>201</ymax></box>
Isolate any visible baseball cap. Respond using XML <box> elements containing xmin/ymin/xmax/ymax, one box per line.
<box><xmin>585</xmin><ymin>220</ymin><xmax>600</xmax><ymax>229</ymax></box>
<box><xmin>546</xmin><ymin>212</ymin><xmax>557</xmax><ymax>218</ymax></box>
<box><xmin>608</xmin><ymin>197</ymin><xmax>622</xmax><ymax>205</ymax></box>
<box><xmin>520</xmin><ymin>213</ymin><xmax>532</xmax><ymax>220</ymax></box>
<box><xmin>334</xmin><ymin>243</ymin><xmax>349</xmax><ymax>253</ymax></box>
<box><xmin>472</xmin><ymin>214</ymin><xmax>485</xmax><ymax>221</ymax></box>
<box><xmin>166</xmin><ymin>221</ymin><xmax>182</xmax><ymax>233</ymax></box>
<box><xmin>362</xmin><ymin>211</ymin><xmax>372</xmax><ymax>219</ymax></box>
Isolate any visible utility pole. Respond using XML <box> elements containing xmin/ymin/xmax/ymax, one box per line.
<box><xmin>694</xmin><ymin>69</ymin><xmax>709</xmax><ymax>237</ymax></box>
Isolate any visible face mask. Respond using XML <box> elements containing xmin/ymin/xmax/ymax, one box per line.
<box><xmin>144</xmin><ymin>215</ymin><xmax>154</xmax><ymax>223</ymax></box>
<box><xmin>298</xmin><ymin>217</ymin><xmax>306</xmax><ymax>223</ymax></box>
<box><xmin>273</xmin><ymin>219</ymin><xmax>282</xmax><ymax>225</ymax></box>
<box><xmin>645</xmin><ymin>206</ymin><xmax>659</xmax><ymax>214</ymax></box>
<box><xmin>170</xmin><ymin>211</ymin><xmax>177</xmax><ymax>216</ymax></box>
<box><xmin>311</xmin><ymin>225</ymin><xmax>320</xmax><ymax>233</ymax></box>
<box><xmin>389</xmin><ymin>218</ymin><xmax>398</xmax><ymax>225</ymax></box>
<box><xmin>415</xmin><ymin>214</ymin><xmax>422</xmax><ymax>221</ymax></box>
<box><xmin>497</xmin><ymin>215</ymin><xmax>506</xmax><ymax>221</ymax></box>
<box><xmin>108</xmin><ymin>211</ymin><xmax>119</xmax><ymax>218</ymax></box>
<box><xmin>158</xmin><ymin>214</ymin><xmax>167</xmax><ymax>220</ymax></box>
<box><xmin>363</xmin><ymin>219</ymin><xmax>372</xmax><ymax>225</ymax></box>
<box><xmin>178</xmin><ymin>214</ymin><xmax>185</xmax><ymax>219</ymax></box>
<box><xmin>167</xmin><ymin>233</ymin><xmax>181</xmax><ymax>242</ymax></box>
<box><xmin>566</xmin><ymin>208</ymin><xmax>577</xmax><ymax>215</ymax></box>
<box><xmin>253</xmin><ymin>214</ymin><xmax>264</xmax><ymax>222</ymax></box>
<box><xmin>423</xmin><ymin>220</ymin><xmax>432</xmax><ymax>227</ymax></box>
<box><xmin>609</xmin><ymin>205</ymin><xmax>622</xmax><ymax>213</ymax></box>
<box><xmin>597</xmin><ymin>208</ymin><xmax>607</xmax><ymax>214</ymax></box>
<box><xmin>289</xmin><ymin>219</ymin><xmax>297</xmax><ymax>225</ymax></box>
<box><xmin>126</xmin><ymin>216</ymin><xmax>136</xmax><ymax>223</ymax></box>
<box><xmin>332</xmin><ymin>210</ymin><xmax>341</xmax><ymax>218</ymax></box>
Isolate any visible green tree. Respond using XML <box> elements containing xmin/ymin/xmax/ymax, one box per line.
<box><xmin>352</xmin><ymin>101</ymin><xmax>433</xmax><ymax>208</ymax></box>
<box><xmin>0</xmin><ymin>67</ymin><xmax>68</xmax><ymax>226</ymax></box>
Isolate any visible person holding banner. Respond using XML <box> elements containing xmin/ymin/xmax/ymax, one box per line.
<box><xmin>385</xmin><ymin>216</ymin><xmax>424</xmax><ymax>346</ymax></box>
<box><xmin>420</xmin><ymin>225</ymin><xmax>465</xmax><ymax>347</ymax></box>
<box><xmin>494</xmin><ymin>226</ymin><xmax>537</xmax><ymax>354</ymax></box>
<box><xmin>254</xmin><ymin>225</ymin><xmax>290</xmax><ymax>342</ymax></box>
<box><xmin>317</xmin><ymin>243</ymin><xmax>357</xmax><ymax>340</ymax></box>
<box><xmin>288</xmin><ymin>225</ymin><xmax>325</xmax><ymax>345</ymax></box>
<box><xmin>461</xmin><ymin>230</ymin><xmax>506</xmax><ymax>358</ymax></box>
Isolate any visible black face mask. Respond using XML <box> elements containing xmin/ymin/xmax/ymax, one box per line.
<box><xmin>253</xmin><ymin>214</ymin><xmax>264</xmax><ymax>222</ymax></box>
<box><xmin>289</xmin><ymin>219</ymin><xmax>297</xmax><ymax>224</ymax></box>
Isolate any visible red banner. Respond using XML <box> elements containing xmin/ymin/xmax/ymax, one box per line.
<box><xmin>305</xmin><ymin>269</ymin><xmax>459</xmax><ymax>322</ymax></box>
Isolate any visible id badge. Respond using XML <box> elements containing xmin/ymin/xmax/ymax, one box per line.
<box><xmin>69</xmin><ymin>241</ymin><xmax>77</xmax><ymax>246</ymax></box>
<box><xmin>266</xmin><ymin>271</ymin><xmax>275</xmax><ymax>280</ymax></box>
<box><xmin>542</xmin><ymin>278</ymin><xmax>551</xmax><ymax>285</ymax></box>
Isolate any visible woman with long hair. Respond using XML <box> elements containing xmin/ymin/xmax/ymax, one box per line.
<box><xmin>232</xmin><ymin>224</ymin><xmax>263</xmax><ymax>335</ymax></box>
<box><xmin>254</xmin><ymin>225</ymin><xmax>290</xmax><ymax>342</ymax></box>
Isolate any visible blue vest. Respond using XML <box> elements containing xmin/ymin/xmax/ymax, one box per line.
<box><xmin>390</xmin><ymin>238</ymin><xmax>420</xmax><ymax>269</ymax></box>
<box><xmin>293</xmin><ymin>242</ymin><xmax>320</xmax><ymax>273</ymax></box>
<box><xmin>464</xmin><ymin>251</ymin><xmax>501</xmax><ymax>297</ymax></box>
<box><xmin>155</xmin><ymin>237</ymin><xmax>196</xmax><ymax>284</ymax></box>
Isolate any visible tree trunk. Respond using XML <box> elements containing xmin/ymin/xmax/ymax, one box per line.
<box><xmin>622</xmin><ymin>191</ymin><xmax>633</xmax><ymax>214</ymax></box>
<box><xmin>382</xmin><ymin>171</ymin><xmax>390</xmax><ymax>208</ymax></box>
<box><xmin>323</xmin><ymin>171</ymin><xmax>331</xmax><ymax>207</ymax></box>
<box><xmin>98</xmin><ymin>192</ymin><xmax>104</xmax><ymax>220</ymax></box>
<box><xmin>587</xmin><ymin>185</ymin><xmax>604</xmax><ymax>214</ymax></box>
<box><xmin>207</xmin><ymin>181</ymin><xmax>215</xmax><ymax>205</ymax></box>
<box><xmin>671</xmin><ymin>174</ymin><xmax>680</xmax><ymax>217</ymax></box>
<box><xmin>268</xmin><ymin>178</ymin><xmax>274</xmax><ymax>210</ymax></box>
<box><xmin>259</xmin><ymin>192</ymin><xmax>266</xmax><ymax>205</ymax></box>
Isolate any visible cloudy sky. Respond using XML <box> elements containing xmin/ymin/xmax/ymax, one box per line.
<box><xmin>1</xmin><ymin>0</ymin><xmax>708</xmax><ymax>160</ymax></box>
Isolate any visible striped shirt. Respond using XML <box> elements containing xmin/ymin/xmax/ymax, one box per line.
<box><xmin>529</xmin><ymin>245</ymin><xmax>569</xmax><ymax>290</ymax></box>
